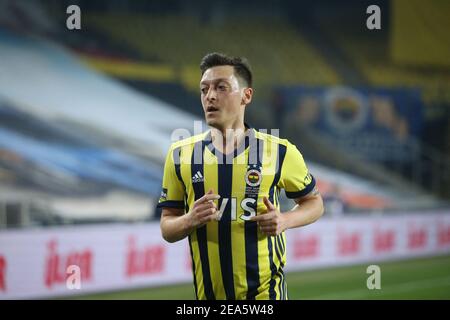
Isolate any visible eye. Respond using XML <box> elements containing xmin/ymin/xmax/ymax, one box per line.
<box><xmin>201</xmin><ymin>87</ymin><xmax>208</xmax><ymax>94</ymax></box>
<box><xmin>218</xmin><ymin>85</ymin><xmax>227</xmax><ymax>91</ymax></box>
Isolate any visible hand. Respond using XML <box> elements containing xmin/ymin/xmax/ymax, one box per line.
<box><xmin>250</xmin><ymin>197</ymin><xmax>286</xmax><ymax>236</ymax></box>
<box><xmin>187</xmin><ymin>189</ymin><xmax>220</xmax><ymax>229</ymax></box>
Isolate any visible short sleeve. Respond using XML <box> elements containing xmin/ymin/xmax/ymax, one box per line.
<box><xmin>277</xmin><ymin>141</ymin><xmax>316</xmax><ymax>199</ymax></box>
<box><xmin>157</xmin><ymin>145</ymin><xmax>185</xmax><ymax>209</ymax></box>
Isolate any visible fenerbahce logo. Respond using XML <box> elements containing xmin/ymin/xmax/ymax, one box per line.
<box><xmin>245</xmin><ymin>166</ymin><xmax>262</xmax><ymax>187</ymax></box>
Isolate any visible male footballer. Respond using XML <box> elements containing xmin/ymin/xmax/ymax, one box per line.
<box><xmin>159</xmin><ymin>52</ymin><xmax>324</xmax><ymax>300</ymax></box>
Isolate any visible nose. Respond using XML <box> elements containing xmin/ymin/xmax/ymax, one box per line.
<box><xmin>205</xmin><ymin>87</ymin><xmax>217</xmax><ymax>102</ymax></box>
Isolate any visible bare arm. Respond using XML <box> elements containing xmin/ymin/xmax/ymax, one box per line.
<box><xmin>283</xmin><ymin>186</ymin><xmax>324</xmax><ymax>229</ymax></box>
<box><xmin>160</xmin><ymin>207</ymin><xmax>192</xmax><ymax>243</ymax></box>
<box><xmin>160</xmin><ymin>190</ymin><xmax>220</xmax><ymax>243</ymax></box>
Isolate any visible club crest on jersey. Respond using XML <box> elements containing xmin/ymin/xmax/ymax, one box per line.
<box><xmin>245</xmin><ymin>165</ymin><xmax>262</xmax><ymax>187</ymax></box>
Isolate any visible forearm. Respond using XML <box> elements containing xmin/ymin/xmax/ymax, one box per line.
<box><xmin>282</xmin><ymin>196</ymin><xmax>324</xmax><ymax>230</ymax></box>
<box><xmin>161</xmin><ymin>213</ymin><xmax>193</xmax><ymax>243</ymax></box>
<box><xmin>160</xmin><ymin>192</ymin><xmax>221</xmax><ymax>243</ymax></box>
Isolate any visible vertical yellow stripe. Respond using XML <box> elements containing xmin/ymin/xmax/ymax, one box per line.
<box><xmin>180</xmin><ymin>143</ymin><xmax>206</xmax><ymax>299</ymax></box>
<box><xmin>189</xmin><ymin>232</ymin><xmax>204</xmax><ymax>299</ymax></box>
<box><xmin>180</xmin><ymin>144</ymin><xmax>195</xmax><ymax>216</ymax></box>
<box><xmin>202</xmin><ymin>149</ymin><xmax>226</xmax><ymax>299</ymax></box>
<box><xmin>230</xmin><ymin>148</ymin><xmax>249</xmax><ymax>299</ymax></box>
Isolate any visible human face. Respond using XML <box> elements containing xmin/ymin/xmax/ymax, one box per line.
<box><xmin>200</xmin><ymin>65</ymin><xmax>252</xmax><ymax>131</ymax></box>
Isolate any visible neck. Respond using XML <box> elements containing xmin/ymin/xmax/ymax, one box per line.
<box><xmin>210</xmin><ymin>122</ymin><xmax>248</xmax><ymax>153</ymax></box>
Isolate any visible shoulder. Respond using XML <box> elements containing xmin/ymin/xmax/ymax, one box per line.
<box><xmin>254</xmin><ymin>130</ymin><xmax>292</xmax><ymax>148</ymax></box>
<box><xmin>169</xmin><ymin>132</ymin><xmax>207</xmax><ymax>151</ymax></box>
<box><xmin>255</xmin><ymin>130</ymin><xmax>306</xmax><ymax>161</ymax></box>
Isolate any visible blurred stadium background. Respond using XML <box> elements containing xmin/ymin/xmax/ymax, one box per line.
<box><xmin>0</xmin><ymin>0</ymin><xmax>449</xmax><ymax>299</ymax></box>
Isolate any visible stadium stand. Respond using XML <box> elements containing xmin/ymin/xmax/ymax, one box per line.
<box><xmin>81</xmin><ymin>13</ymin><xmax>340</xmax><ymax>91</ymax></box>
<box><xmin>302</xmin><ymin>1</ymin><xmax>450</xmax><ymax>198</ymax></box>
<box><xmin>0</xmin><ymin>0</ymin><xmax>447</xmax><ymax>228</ymax></box>
<box><xmin>0</xmin><ymin>0</ymin><xmax>449</xmax><ymax>301</ymax></box>
<box><xmin>0</xmin><ymin>26</ymin><xmax>201</xmax><ymax>226</ymax></box>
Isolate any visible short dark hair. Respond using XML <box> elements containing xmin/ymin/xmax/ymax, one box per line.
<box><xmin>200</xmin><ymin>52</ymin><xmax>253</xmax><ymax>87</ymax></box>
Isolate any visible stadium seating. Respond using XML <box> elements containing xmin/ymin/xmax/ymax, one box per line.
<box><xmin>0</xmin><ymin>28</ymin><xmax>200</xmax><ymax>224</ymax></box>
<box><xmin>1</xmin><ymin>3</ymin><xmax>447</xmax><ymax>227</ymax></box>
<box><xmin>82</xmin><ymin>14</ymin><xmax>340</xmax><ymax>92</ymax></box>
<box><xmin>316</xmin><ymin>11</ymin><xmax>450</xmax><ymax>106</ymax></box>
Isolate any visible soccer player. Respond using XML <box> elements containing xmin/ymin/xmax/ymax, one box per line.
<box><xmin>159</xmin><ymin>52</ymin><xmax>324</xmax><ymax>300</ymax></box>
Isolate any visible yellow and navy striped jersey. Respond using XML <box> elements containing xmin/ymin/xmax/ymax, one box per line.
<box><xmin>158</xmin><ymin>127</ymin><xmax>315</xmax><ymax>300</ymax></box>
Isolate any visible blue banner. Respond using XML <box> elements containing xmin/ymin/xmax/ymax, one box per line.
<box><xmin>276</xmin><ymin>86</ymin><xmax>424</xmax><ymax>161</ymax></box>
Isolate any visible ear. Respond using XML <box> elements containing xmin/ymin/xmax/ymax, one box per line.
<box><xmin>241</xmin><ymin>87</ymin><xmax>253</xmax><ymax>105</ymax></box>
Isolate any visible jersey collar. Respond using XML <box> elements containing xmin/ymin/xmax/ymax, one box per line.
<box><xmin>204</xmin><ymin>124</ymin><xmax>255</xmax><ymax>160</ymax></box>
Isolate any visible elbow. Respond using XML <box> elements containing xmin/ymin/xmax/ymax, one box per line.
<box><xmin>162</xmin><ymin>233</ymin><xmax>177</xmax><ymax>243</ymax></box>
<box><xmin>160</xmin><ymin>221</ymin><xmax>178</xmax><ymax>243</ymax></box>
<box><xmin>318</xmin><ymin>202</ymin><xmax>325</xmax><ymax>219</ymax></box>
<box><xmin>161</xmin><ymin>231</ymin><xmax>171</xmax><ymax>243</ymax></box>
<box><xmin>160</xmin><ymin>208</ymin><xmax>187</xmax><ymax>243</ymax></box>
<box><xmin>161</xmin><ymin>228</ymin><xmax>179</xmax><ymax>243</ymax></box>
<box><xmin>163</xmin><ymin>236</ymin><xmax>177</xmax><ymax>243</ymax></box>
<box><xmin>314</xmin><ymin>196</ymin><xmax>325</xmax><ymax>221</ymax></box>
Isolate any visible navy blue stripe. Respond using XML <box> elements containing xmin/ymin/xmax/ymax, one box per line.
<box><xmin>267</xmin><ymin>236</ymin><xmax>277</xmax><ymax>300</ymax></box>
<box><xmin>276</xmin><ymin>235</ymin><xmax>283</xmax><ymax>263</ymax></box>
<box><xmin>269</xmin><ymin>185</ymin><xmax>276</xmax><ymax>206</ymax></box>
<box><xmin>279</xmin><ymin>268</ymin><xmax>286</xmax><ymax>300</ymax></box>
<box><xmin>283</xmin><ymin>270</ymin><xmax>288</xmax><ymax>300</ymax></box>
<box><xmin>277</xmin><ymin>233</ymin><xmax>287</xmax><ymax>300</ymax></box>
<box><xmin>274</xmin><ymin>235</ymin><xmax>285</xmax><ymax>300</ymax></box>
<box><xmin>196</xmin><ymin>227</ymin><xmax>214</xmax><ymax>299</ymax></box>
<box><xmin>276</xmin><ymin>236</ymin><xmax>288</xmax><ymax>300</ymax></box>
<box><xmin>275</xmin><ymin>242</ymin><xmax>283</xmax><ymax>300</ymax></box>
<box><xmin>174</xmin><ymin>147</ymin><xmax>188</xmax><ymax>212</ymax></box>
<box><xmin>276</xmin><ymin>188</ymin><xmax>281</xmax><ymax>207</ymax></box>
<box><xmin>273</xmin><ymin>184</ymin><xmax>281</xmax><ymax>208</ymax></box>
<box><xmin>184</xmin><ymin>193</ymin><xmax>190</xmax><ymax>213</ymax></box>
<box><xmin>268</xmin><ymin>144</ymin><xmax>287</xmax><ymax>204</ymax></box>
<box><xmin>275</xmin><ymin>235</ymin><xmax>285</xmax><ymax>268</ymax></box>
<box><xmin>285</xmin><ymin>175</ymin><xmax>316</xmax><ymax>199</ymax></box>
<box><xmin>218</xmin><ymin>157</ymin><xmax>235</xmax><ymax>299</ymax></box>
<box><xmin>188</xmin><ymin>234</ymin><xmax>198</xmax><ymax>300</ymax></box>
<box><xmin>191</xmin><ymin>141</ymin><xmax>215</xmax><ymax>300</ymax></box>
<box><xmin>267</xmin><ymin>144</ymin><xmax>286</xmax><ymax>300</ymax></box>
<box><xmin>244</xmin><ymin>137</ymin><xmax>262</xmax><ymax>300</ymax></box>
<box><xmin>244</xmin><ymin>223</ymin><xmax>259</xmax><ymax>299</ymax></box>
<box><xmin>277</xmin><ymin>272</ymin><xmax>284</xmax><ymax>300</ymax></box>
<box><xmin>156</xmin><ymin>200</ymin><xmax>184</xmax><ymax>209</ymax></box>
<box><xmin>173</xmin><ymin>147</ymin><xmax>183</xmax><ymax>183</ymax></box>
